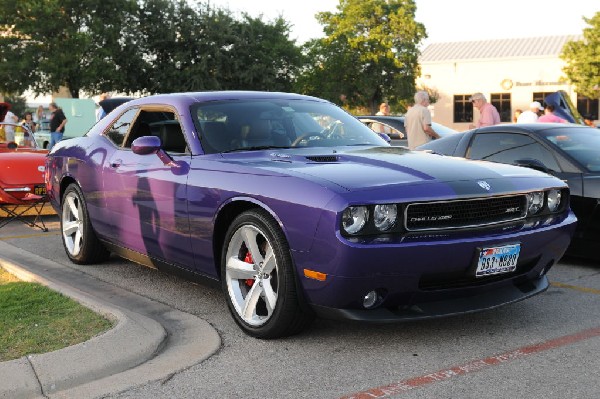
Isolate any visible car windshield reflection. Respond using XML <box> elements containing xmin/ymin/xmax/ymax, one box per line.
<box><xmin>192</xmin><ymin>100</ymin><xmax>388</xmax><ymax>153</ymax></box>
<box><xmin>541</xmin><ymin>127</ymin><xmax>600</xmax><ymax>172</ymax></box>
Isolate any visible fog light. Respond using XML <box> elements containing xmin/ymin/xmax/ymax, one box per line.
<box><xmin>363</xmin><ymin>290</ymin><xmax>379</xmax><ymax>309</ymax></box>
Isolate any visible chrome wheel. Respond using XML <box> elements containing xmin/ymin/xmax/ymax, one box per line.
<box><xmin>60</xmin><ymin>184</ymin><xmax>109</xmax><ymax>264</ymax></box>
<box><xmin>225</xmin><ymin>224</ymin><xmax>278</xmax><ymax>327</ymax></box>
<box><xmin>62</xmin><ymin>190</ymin><xmax>84</xmax><ymax>257</ymax></box>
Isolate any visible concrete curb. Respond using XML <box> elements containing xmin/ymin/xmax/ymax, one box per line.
<box><xmin>0</xmin><ymin>240</ymin><xmax>221</xmax><ymax>398</ymax></box>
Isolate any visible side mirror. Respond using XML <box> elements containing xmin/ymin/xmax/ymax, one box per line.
<box><xmin>514</xmin><ymin>158</ymin><xmax>551</xmax><ymax>174</ymax></box>
<box><xmin>132</xmin><ymin>136</ymin><xmax>161</xmax><ymax>155</ymax></box>
<box><xmin>131</xmin><ymin>135</ymin><xmax>179</xmax><ymax>168</ymax></box>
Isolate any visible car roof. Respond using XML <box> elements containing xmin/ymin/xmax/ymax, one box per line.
<box><xmin>126</xmin><ymin>91</ymin><xmax>328</xmax><ymax>109</ymax></box>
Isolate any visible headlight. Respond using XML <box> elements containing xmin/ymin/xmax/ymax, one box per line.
<box><xmin>373</xmin><ymin>204</ymin><xmax>397</xmax><ymax>231</ymax></box>
<box><xmin>546</xmin><ymin>189</ymin><xmax>562</xmax><ymax>212</ymax></box>
<box><xmin>527</xmin><ymin>191</ymin><xmax>544</xmax><ymax>215</ymax></box>
<box><xmin>342</xmin><ymin>206</ymin><xmax>369</xmax><ymax>235</ymax></box>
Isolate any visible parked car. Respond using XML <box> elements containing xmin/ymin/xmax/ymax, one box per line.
<box><xmin>0</xmin><ymin>122</ymin><xmax>48</xmax><ymax>205</ymax></box>
<box><xmin>46</xmin><ymin>92</ymin><xmax>576</xmax><ymax>338</ymax></box>
<box><xmin>357</xmin><ymin>115</ymin><xmax>457</xmax><ymax>146</ymax></box>
<box><xmin>33</xmin><ymin>119</ymin><xmax>51</xmax><ymax>149</ymax></box>
<box><xmin>418</xmin><ymin>123</ymin><xmax>599</xmax><ymax>259</ymax></box>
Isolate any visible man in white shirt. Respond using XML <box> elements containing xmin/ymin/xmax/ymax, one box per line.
<box><xmin>517</xmin><ymin>101</ymin><xmax>544</xmax><ymax>123</ymax></box>
<box><xmin>404</xmin><ymin>91</ymin><xmax>440</xmax><ymax>149</ymax></box>
<box><xmin>2</xmin><ymin>107</ymin><xmax>18</xmax><ymax>142</ymax></box>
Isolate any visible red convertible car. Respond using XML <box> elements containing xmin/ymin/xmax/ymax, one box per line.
<box><xmin>0</xmin><ymin>121</ymin><xmax>48</xmax><ymax>206</ymax></box>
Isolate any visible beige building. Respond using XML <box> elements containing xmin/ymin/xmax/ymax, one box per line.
<box><xmin>417</xmin><ymin>35</ymin><xmax>598</xmax><ymax>131</ymax></box>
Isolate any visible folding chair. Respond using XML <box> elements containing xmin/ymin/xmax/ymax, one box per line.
<box><xmin>0</xmin><ymin>192</ymin><xmax>49</xmax><ymax>232</ymax></box>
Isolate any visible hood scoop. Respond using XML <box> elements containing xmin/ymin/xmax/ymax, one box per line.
<box><xmin>305</xmin><ymin>155</ymin><xmax>340</xmax><ymax>163</ymax></box>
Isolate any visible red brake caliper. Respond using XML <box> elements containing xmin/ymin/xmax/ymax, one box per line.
<box><xmin>244</xmin><ymin>251</ymin><xmax>255</xmax><ymax>287</ymax></box>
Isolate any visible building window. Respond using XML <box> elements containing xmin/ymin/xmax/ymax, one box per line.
<box><xmin>490</xmin><ymin>93</ymin><xmax>511</xmax><ymax>122</ymax></box>
<box><xmin>533</xmin><ymin>92</ymin><xmax>553</xmax><ymax>106</ymax></box>
<box><xmin>454</xmin><ymin>95</ymin><xmax>473</xmax><ymax>123</ymax></box>
<box><xmin>577</xmin><ymin>94</ymin><xmax>599</xmax><ymax>120</ymax></box>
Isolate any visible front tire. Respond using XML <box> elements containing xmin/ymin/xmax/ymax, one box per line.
<box><xmin>61</xmin><ymin>183</ymin><xmax>110</xmax><ymax>264</ymax></box>
<box><xmin>221</xmin><ymin>209</ymin><xmax>313</xmax><ymax>339</ymax></box>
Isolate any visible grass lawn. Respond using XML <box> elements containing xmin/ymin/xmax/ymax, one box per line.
<box><xmin>0</xmin><ymin>267</ymin><xmax>113</xmax><ymax>362</ymax></box>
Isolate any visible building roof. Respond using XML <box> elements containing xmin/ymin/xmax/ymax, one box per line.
<box><xmin>420</xmin><ymin>35</ymin><xmax>584</xmax><ymax>62</ymax></box>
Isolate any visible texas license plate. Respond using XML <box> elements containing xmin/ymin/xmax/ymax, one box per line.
<box><xmin>34</xmin><ymin>185</ymin><xmax>46</xmax><ymax>196</ymax></box>
<box><xmin>475</xmin><ymin>244</ymin><xmax>520</xmax><ymax>277</ymax></box>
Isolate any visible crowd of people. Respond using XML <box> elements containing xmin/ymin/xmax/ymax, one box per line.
<box><xmin>399</xmin><ymin>90</ymin><xmax>598</xmax><ymax>148</ymax></box>
<box><xmin>0</xmin><ymin>102</ymin><xmax>67</xmax><ymax>149</ymax></box>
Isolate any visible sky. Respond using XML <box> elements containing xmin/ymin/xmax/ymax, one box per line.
<box><xmin>208</xmin><ymin>0</ymin><xmax>596</xmax><ymax>46</ymax></box>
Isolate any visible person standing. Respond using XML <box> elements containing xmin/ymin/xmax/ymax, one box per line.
<box><xmin>2</xmin><ymin>103</ymin><xmax>18</xmax><ymax>143</ymax></box>
<box><xmin>537</xmin><ymin>104</ymin><xmax>567</xmax><ymax>123</ymax></box>
<box><xmin>96</xmin><ymin>93</ymin><xmax>110</xmax><ymax>121</ymax></box>
<box><xmin>48</xmin><ymin>102</ymin><xmax>67</xmax><ymax>150</ymax></box>
<box><xmin>513</xmin><ymin>109</ymin><xmax>523</xmax><ymax>123</ymax></box>
<box><xmin>372</xmin><ymin>102</ymin><xmax>392</xmax><ymax>134</ymax></box>
<box><xmin>21</xmin><ymin>112</ymin><xmax>37</xmax><ymax>146</ymax></box>
<box><xmin>34</xmin><ymin>105</ymin><xmax>46</xmax><ymax>123</ymax></box>
<box><xmin>404</xmin><ymin>90</ymin><xmax>439</xmax><ymax>149</ymax></box>
<box><xmin>376</xmin><ymin>102</ymin><xmax>390</xmax><ymax>116</ymax></box>
<box><xmin>469</xmin><ymin>93</ymin><xmax>500</xmax><ymax>128</ymax></box>
<box><xmin>517</xmin><ymin>101</ymin><xmax>544</xmax><ymax>123</ymax></box>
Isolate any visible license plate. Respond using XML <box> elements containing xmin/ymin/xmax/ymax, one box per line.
<box><xmin>34</xmin><ymin>185</ymin><xmax>46</xmax><ymax>196</ymax></box>
<box><xmin>475</xmin><ymin>244</ymin><xmax>520</xmax><ymax>277</ymax></box>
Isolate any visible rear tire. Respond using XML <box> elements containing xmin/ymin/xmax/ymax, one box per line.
<box><xmin>221</xmin><ymin>209</ymin><xmax>314</xmax><ymax>338</ymax></box>
<box><xmin>61</xmin><ymin>183</ymin><xmax>110</xmax><ymax>264</ymax></box>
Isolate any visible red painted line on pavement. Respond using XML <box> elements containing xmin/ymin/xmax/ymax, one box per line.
<box><xmin>340</xmin><ymin>326</ymin><xmax>600</xmax><ymax>399</ymax></box>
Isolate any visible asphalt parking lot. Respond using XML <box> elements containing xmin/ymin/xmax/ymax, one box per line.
<box><xmin>1</xmin><ymin>214</ymin><xmax>599</xmax><ymax>399</ymax></box>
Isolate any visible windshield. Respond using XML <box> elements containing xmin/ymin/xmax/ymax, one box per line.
<box><xmin>192</xmin><ymin>99</ymin><xmax>389</xmax><ymax>154</ymax></box>
<box><xmin>540</xmin><ymin>126</ymin><xmax>600</xmax><ymax>172</ymax></box>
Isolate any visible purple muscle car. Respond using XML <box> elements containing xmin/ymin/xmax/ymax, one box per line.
<box><xmin>46</xmin><ymin>91</ymin><xmax>577</xmax><ymax>338</ymax></box>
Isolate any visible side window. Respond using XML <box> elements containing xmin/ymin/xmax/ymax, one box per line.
<box><xmin>105</xmin><ymin>109</ymin><xmax>138</xmax><ymax>147</ymax></box>
<box><xmin>123</xmin><ymin>110</ymin><xmax>188</xmax><ymax>154</ymax></box>
<box><xmin>468</xmin><ymin>133</ymin><xmax>560</xmax><ymax>172</ymax></box>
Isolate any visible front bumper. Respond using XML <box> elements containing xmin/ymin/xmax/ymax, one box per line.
<box><xmin>294</xmin><ymin>211</ymin><xmax>576</xmax><ymax>321</ymax></box>
<box><xmin>311</xmin><ymin>274</ymin><xmax>548</xmax><ymax>322</ymax></box>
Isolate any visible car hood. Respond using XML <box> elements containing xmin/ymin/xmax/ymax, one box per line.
<box><xmin>222</xmin><ymin>146</ymin><xmax>550</xmax><ymax>192</ymax></box>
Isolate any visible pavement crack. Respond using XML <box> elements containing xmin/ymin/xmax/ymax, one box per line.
<box><xmin>160</xmin><ymin>372</ymin><xmax>176</xmax><ymax>385</ymax></box>
<box><xmin>26</xmin><ymin>354</ymin><xmax>50</xmax><ymax>399</ymax></box>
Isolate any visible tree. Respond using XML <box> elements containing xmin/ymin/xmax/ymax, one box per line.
<box><xmin>134</xmin><ymin>1</ymin><xmax>303</xmax><ymax>94</ymax></box>
<box><xmin>561</xmin><ymin>12</ymin><xmax>600</xmax><ymax>99</ymax></box>
<box><xmin>1</xmin><ymin>0</ymin><xmax>304</xmax><ymax>98</ymax></box>
<box><xmin>296</xmin><ymin>0</ymin><xmax>426</xmax><ymax>113</ymax></box>
<box><xmin>0</xmin><ymin>0</ymin><xmax>141</xmax><ymax>98</ymax></box>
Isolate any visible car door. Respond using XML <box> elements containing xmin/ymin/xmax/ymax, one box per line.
<box><xmin>101</xmin><ymin>107</ymin><xmax>194</xmax><ymax>270</ymax></box>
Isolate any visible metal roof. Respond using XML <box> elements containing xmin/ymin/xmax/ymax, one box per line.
<box><xmin>419</xmin><ymin>35</ymin><xmax>584</xmax><ymax>62</ymax></box>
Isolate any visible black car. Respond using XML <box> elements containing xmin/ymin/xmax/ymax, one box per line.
<box><xmin>357</xmin><ymin>115</ymin><xmax>457</xmax><ymax>146</ymax></box>
<box><xmin>418</xmin><ymin>123</ymin><xmax>600</xmax><ymax>260</ymax></box>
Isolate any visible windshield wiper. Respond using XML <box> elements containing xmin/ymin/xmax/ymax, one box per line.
<box><xmin>221</xmin><ymin>145</ymin><xmax>291</xmax><ymax>153</ymax></box>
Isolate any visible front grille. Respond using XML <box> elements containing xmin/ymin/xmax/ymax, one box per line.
<box><xmin>405</xmin><ymin>195</ymin><xmax>527</xmax><ymax>231</ymax></box>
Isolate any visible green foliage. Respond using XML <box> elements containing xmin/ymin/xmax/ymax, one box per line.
<box><xmin>561</xmin><ymin>12</ymin><xmax>600</xmax><ymax>99</ymax></box>
<box><xmin>0</xmin><ymin>0</ymin><xmax>140</xmax><ymax>98</ymax></box>
<box><xmin>0</xmin><ymin>0</ymin><xmax>304</xmax><ymax>98</ymax></box>
<box><xmin>0</xmin><ymin>268</ymin><xmax>112</xmax><ymax>361</ymax></box>
<box><xmin>295</xmin><ymin>0</ymin><xmax>426</xmax><ymax>113</ymax></box>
